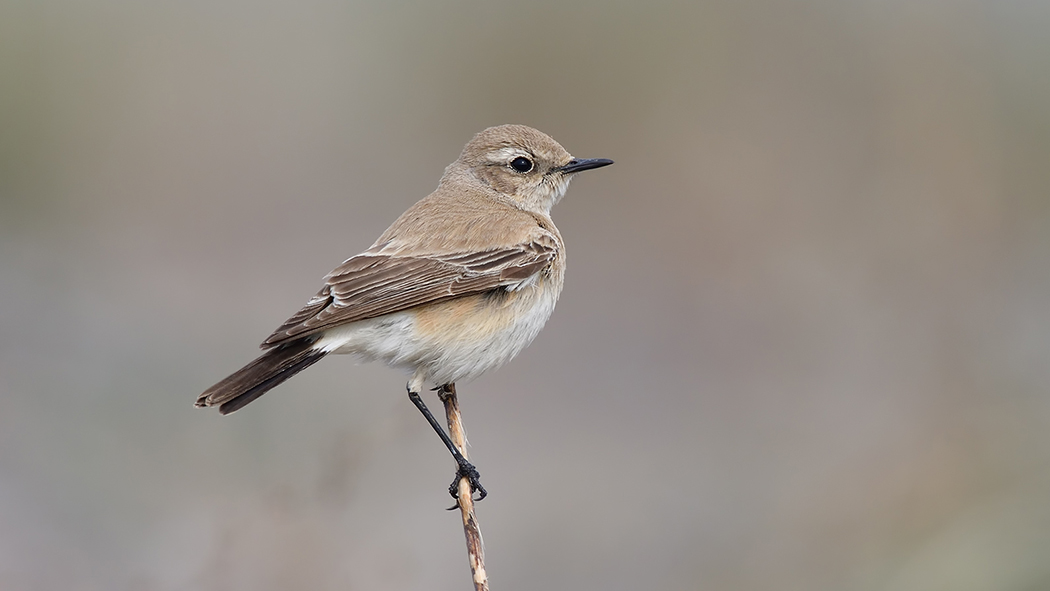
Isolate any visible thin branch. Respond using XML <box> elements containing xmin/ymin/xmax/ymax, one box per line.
<box><xmin>438</xmin><ymin>383</ymin><xmax>489</xmax><ymax>591</ymax></box>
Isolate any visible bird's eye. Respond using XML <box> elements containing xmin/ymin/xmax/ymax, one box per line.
<box><xmin>510</xmin><ymin>156</ymin><xmax>533</xmax><ymax>173</ymax></box>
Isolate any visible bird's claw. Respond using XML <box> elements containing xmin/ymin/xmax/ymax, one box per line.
<box><xmin>445</xmin><ymin>459</ymin><xmax>486</xmax><ymax>509</ymax></box>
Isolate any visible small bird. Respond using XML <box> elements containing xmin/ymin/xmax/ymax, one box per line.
<box><xmin>197</xmin><ymin>124</ymin><xmax>612</xmax><ymax>499</ymax></box>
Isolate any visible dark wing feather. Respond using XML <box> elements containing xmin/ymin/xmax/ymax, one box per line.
<box><xmin>261</xmin><ymin>239</ymin><xmax>557</xmax><ymax>347</ymax></box>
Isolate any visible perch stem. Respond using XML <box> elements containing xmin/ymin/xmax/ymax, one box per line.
<box><xmin>438</xmin><ymin>383</ymin><xmax>489</xmax><ymax>591</ymax></box>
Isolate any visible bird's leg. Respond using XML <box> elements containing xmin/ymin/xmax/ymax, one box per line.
<box><xmin>407</xmin><ymin>383</ymin><xmax>487</xmax><ymax>502</ymax></box>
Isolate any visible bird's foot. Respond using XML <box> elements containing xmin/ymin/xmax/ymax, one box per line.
<box><xmin>447</xmin><ymin>458</ymin><xmax>486</xmax><ymax>509</ymax></box>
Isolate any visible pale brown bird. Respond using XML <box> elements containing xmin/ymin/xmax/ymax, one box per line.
<box><xmin>197</xmin><ymin>124</ymin><xmax>612</xmax><ymax>499</ymax></box>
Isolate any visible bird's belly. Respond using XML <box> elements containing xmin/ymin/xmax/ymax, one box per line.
<box><xmin>318</xmin><ymin>282</ymin><xmax>560</xmax><ymax>385</ymax></box>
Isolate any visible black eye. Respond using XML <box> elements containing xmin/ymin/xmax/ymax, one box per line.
<box><xmin>510</xmin><ymin>156</ymin><xmax>533</xmax><ymax>173</ymax></box>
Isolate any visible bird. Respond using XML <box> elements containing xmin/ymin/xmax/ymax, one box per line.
<box><xmin>196</xmin><ymin>124</ymin><xmax>613</xmax><ymax>500</ymax></box>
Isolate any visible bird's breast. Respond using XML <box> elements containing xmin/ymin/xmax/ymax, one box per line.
<box><xmin>405</xmin><ymin>270</ymin><xmax>563</xmax><ymax>383</ymax></box>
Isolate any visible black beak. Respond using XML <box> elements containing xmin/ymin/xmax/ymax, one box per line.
<box><xmin>557</xmin><ymin>158</ymin><xmax>614</xmax><ymax>174</ymax></box>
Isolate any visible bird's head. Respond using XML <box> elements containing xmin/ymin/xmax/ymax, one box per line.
<box><xmin>447</xmin><ymin>124</ymin><xmax>613</xmax><ymax>214</ymax></box>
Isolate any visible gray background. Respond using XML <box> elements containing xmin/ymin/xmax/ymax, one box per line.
<box><xmin>2</xmin><ymin>0</ymin><xmax>1049</xmax><ymax>589</ymax></box>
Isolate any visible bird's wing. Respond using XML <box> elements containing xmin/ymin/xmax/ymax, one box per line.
<box><xmin>261</xmin><ymin>234</ymin><xmax>558</xmax><ymax>347</ymax></box>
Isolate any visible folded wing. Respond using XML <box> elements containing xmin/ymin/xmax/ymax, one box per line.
<box><xmin>261</xmin><ymin>236</ymin><xmax>558</xmax><ymax>347</ymax></box>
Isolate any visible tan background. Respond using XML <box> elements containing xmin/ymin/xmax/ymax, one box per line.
<box><xmin>2</xmin><ymin>0</ymin><xmax>1049</xmax><ymax>589</ymax></box>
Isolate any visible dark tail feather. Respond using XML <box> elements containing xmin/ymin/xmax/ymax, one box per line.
<box><xmin>196</xmin><ymin>339</ymin><xmax>328</xmax><ymax>415</ymax></box>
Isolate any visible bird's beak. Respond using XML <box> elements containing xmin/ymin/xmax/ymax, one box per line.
<box><xmin>557</xmin><ymin>158</ymin><xmax>614</xmax><ymax>174</ymax></box>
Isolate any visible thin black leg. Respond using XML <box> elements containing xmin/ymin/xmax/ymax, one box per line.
<box><xmin>407</xmin><ymin>385</ymin><xmax>487</xmax><ymax>502</ymax></box>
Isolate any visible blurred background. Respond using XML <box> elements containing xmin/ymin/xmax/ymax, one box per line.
<box><xmin>2</xmin><ymin>0</ymin><xmax>1049</xmax><ymax>589</ymax></box>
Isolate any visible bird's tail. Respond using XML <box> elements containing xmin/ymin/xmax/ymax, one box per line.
<box><xmin>196</xmin><ymin>338</ymin><xmax>328</xmax><ymax>415</ymax></box>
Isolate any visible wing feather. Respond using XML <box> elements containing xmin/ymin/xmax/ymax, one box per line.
<box><xmin>261</xmin><ymin>238</ymin><xmax>557</xmax><ymax>347</ymax></box>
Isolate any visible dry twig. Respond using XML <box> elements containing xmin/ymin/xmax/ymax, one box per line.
<box><xmin>438</xmin><ymin>383</ymin><xmax>489</xmax><ymax>591</ymax></box>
